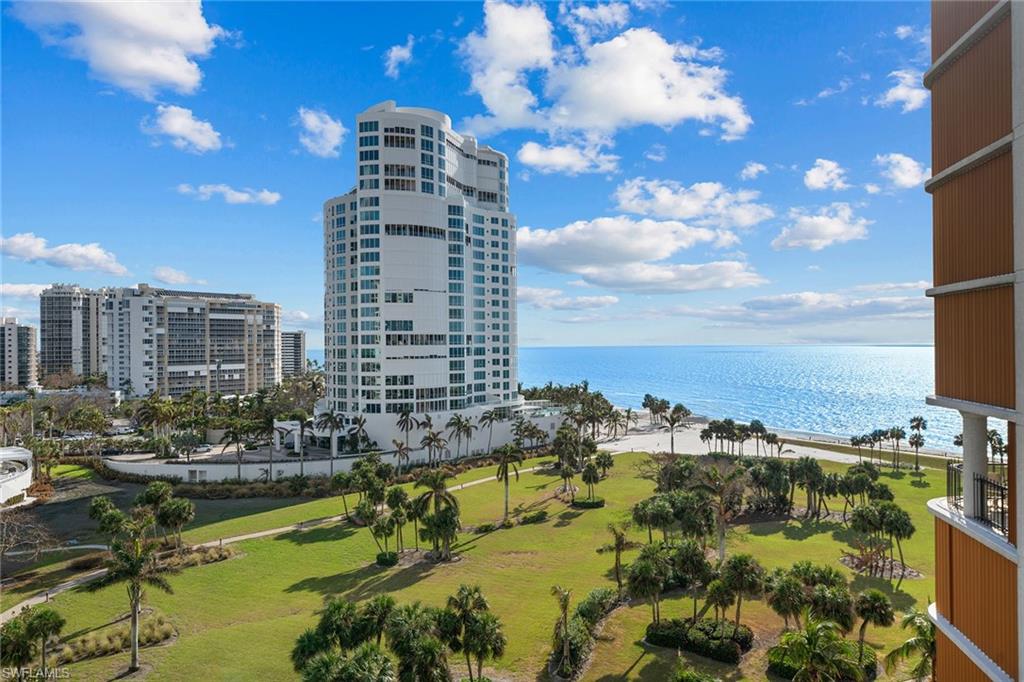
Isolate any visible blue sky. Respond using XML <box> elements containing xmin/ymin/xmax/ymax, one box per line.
<box><xmin>1</xmin><ymin>1</ymin><xmax>935</xmax><ymax>349</ymax></box>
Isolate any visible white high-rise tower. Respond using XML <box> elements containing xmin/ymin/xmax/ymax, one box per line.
<box><xmin>321</xmin><ymin>101</ymin><xmax>520</xmax><ymax>450</ymax></box>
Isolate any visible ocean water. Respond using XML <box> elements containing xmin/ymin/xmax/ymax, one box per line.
<box><xmin>308</xmin><ymin>345</ymin><xmax>976</xmax><ymax>450</ymax></box>
<box><xmin>519</xmin><ymin>345</ymin><xmax>970</xmax><ymax>450</ymax></box>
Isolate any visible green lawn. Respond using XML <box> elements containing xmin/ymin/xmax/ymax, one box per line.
<box><xmin>50</xmin><ymin>464</ymin><xmax>98</xmax><ymax>481</ymax></box>
<box><xmin>38</xmin><ymin>454</ymin><xmax>938</xmax><ymax>681</ymax></box>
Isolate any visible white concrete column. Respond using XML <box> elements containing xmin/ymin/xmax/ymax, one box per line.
<box><xmin>294</xmin><ymin>430</ymin><xmax>301</xmax><ymax>453</ymax></box>
<box><xmin>273</xmin><ymin>430</ymin><xmax>281</xmax><ymax>452</ymax></box>
<box><xmin>961</xmin><ymin>410</ymin><xmax>988</xmax><ymax>518</ymax></box>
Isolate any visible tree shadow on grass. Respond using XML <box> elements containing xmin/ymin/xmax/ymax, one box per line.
<box><xmin>747</xmin><ymin>518</ymin><xmax>842</xmax><ymax>542</ymax></box>
<box><xmin>272</xmin><ymin>523</ymin><xmax>357</xmax><ymax>545</ymax></box>
<box><xmin>910</xmin><ymin>477</ymin><xmax>932</xmax><ymax>489</ymax></box>
<box><xmin>285</xmin><ymin>557</ymin><xmax>438</xmax><ymax>601</ymax></box>
<box><xmin>553</xmin><ymin>509</ymin><xmax>583</xmax><ymax>528</ymax></box>
<box><xmin>849</xmin><ymin>574</ymin><xmax>918</xmax><ymax>611</ymax></box>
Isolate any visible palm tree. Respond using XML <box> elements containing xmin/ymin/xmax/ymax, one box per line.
<box><xmin>0</xmin><ymin>616</ymin><xmax>35</xmax><ymax>681</ymax></box>
<box><xmin>628</xmin><ymin>544</ymin><xmax>671</xmax><ymax>625</ymax></box>
<box><xmin>595</xmin><ymin>451</ymin><xmax>614</xmax><ymax>477</ymax></box>
<box><xmin>447</xmin><ymin>584</ymin><xmax>490</xmax><ymax>681</ymax></box>
<box><xmin>156</xmin><ymin>497</ymin><xmax>195</xmax><ymax>551</ymax></box>
<box><xmin>598</xmin><ymin>522</ymin><xmax>639</xmax><ymax>599</ymax></box>
<box><xmin>768</xmin><ymin>573</ymin><xmax>807</xmax><ymax>630</ymax></box>
<box><xmin>332</xmin><ymin>472</ymin><xmax>353</xmax><ymax>519</ymax></box>
<box><xmin>581</xmin><ymin>461</ymin><xmax>601</xmax><ymax>499</ymax></box>
<box><xmin>550</xmin><ymin>585</ymin><xmax>573</xmax><ymax>677</ymax></box>
<box><xmin>347</xmin><ymin>414</ymin><xmax>369</xmax><ymax>453</ymax></box>
<box><xmin>392</xmin><ymin>439</ymin><xmax>411</xmax><ymax>475</ymax></box>
<box><xmin>315</xmin><ymin>409</ymin><xmax>344</xmax><ymax>477</ymax></box>
<box><xmin>722</xmin><ymin>553</ymin><xmax>765</xmax><ymax>629</ymax></box>
<box><xmin>420</xmin><ymin>429</ymin><xmax>447</xmax><ymax>468</ymax></box>
<box><xmin>459</xmin><ymin>417</ymin><xmax>477</xmax><ymax>458</ymax></box>
<box><xmin>220</xmin><ymin>418</ymin><xmax>253</xmax><ymax>480</ymax></box>
<box><xmin>396</xmin><ymin>409</ymin><xmax>417</xmax><ymax>451</ymax></box>
<box><xmin>466</xmin><ymin>611</ymin><xmax>506</xmax><ymax>681</ymax></box>
<box><xmin>672</xmin><ymin>538</ymin><xmax>712</xmax><ymax>620</ymax></box>
<box><xmin>623</xmin><ymin>407</ymin><xmax>638</xmax><ymax>435</ymax></box>
<box><xmin>446</xmin><ymin>414</ymin><xmax>466</xmax><ymax>460</ymax></box>
<box><xmin>605</xmin><ymin>410</ymin><xmax>626</xmax><ymax>439</ymax></box>
<box><xmin>478</xmin><ymin>410</ymin><xmax>499</xmax><ymax>455</ymax></box>
<box><xmin>664</xmin><ymin>412</ymin><xmax>682</xmax><ymax>454</ymax></box>
<box><xmin>704</xmin><ymin>579</ymin><xmax>735</xmax><ymax>628</ymax></box>
<box><xmin>415</xmin><ymin>469</ymin><xmax>459</xmax><ymax>555</ymax></box>
<box><xmin>770</xmin><ymin>613</ymin><xmax>864</xmax><ymax>682</ymax></box>
<box><xmin>693</xmin><ymin>459</ymin><xmax>748</xmax><ymax>563</ymax></box>
<box><xmin>362</xmin><ymin>594</ymin><xmax>396</xmax><ymax>646</ymax></box>
<box><xmin>494</xmin><ymin>443</ymin><xmax>522</xmax><ymax>523</ymax></box>
<box><xmin>855</xmin><ymin>589</ymin><xmax>894</xmax><ymax>664</ymax></box>
<box><xmin>908</xmin><ymin>432</ymin><xmax>925</xmax><ymax>472</ymax></box>
<box><xmin>885</xmin><ymin>608</ymin><xmax>935</xmax><ymax>681</ymax></box>
<box><xmin>25</xmin><ymin>606</ymin><xmax>65</xmax><ymax>677</ymax></box>
<box><xmin>90</xmin><ymin>510</ymin><xmax>174</xmax><ymax>672</ymax></box>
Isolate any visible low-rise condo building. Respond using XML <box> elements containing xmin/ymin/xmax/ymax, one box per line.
<box><xmin>0</xmin><ymin>318</ymin><xmax>37</xmax><ymax>388</ymax></box>
<box><xmin>925</xmin><ymin>2</ymin><xmax>1022</xmax><ymax>679</ymax></box>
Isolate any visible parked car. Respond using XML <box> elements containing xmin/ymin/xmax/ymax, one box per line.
<box><xmin>194</xmin><ymin>444</ymin><xmax>212</xmax><ymax>453</ymax></box>
<box><xmin>101</xmin><ymin>447</ymin><xmax>123</xmax><ymax>456</ymax></box>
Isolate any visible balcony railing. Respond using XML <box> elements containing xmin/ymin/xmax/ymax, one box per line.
<box><xmin>946</xmin><ymin>462</ymin><xmax>1009</xmax><ymax>537</ymax></box>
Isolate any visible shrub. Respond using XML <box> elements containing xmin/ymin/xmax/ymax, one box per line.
<box><xmin>68</xmin><ymin>553</ymin><xmax>106</xmax><ymax>572</ymax></box>
<box><xmin>474</xmin><ymin>523</ymin><xmax>498</xmax><ymax>534</ymax></box>
<box><xmin>645</xmin><ymin>618</ymin><xmax>752</xmax><ymax>664</ymax></box>
<box><xmin>56</xmin><ymin>614</ymin><xmax>174</xmax><ymax>664</ymax></box>
<box><xmin>571</xmin><ymin>497</ymin><xmax>606</xmax><ymax>509</ymax></box>
<box><xmin>376</xmin><ymin>551</ymin><xmax>398</xmax><ymax>567</ymax></box>
<box><xmin>675</xmin><ymin>668</ymin><xmax>718</xmax><ymax>682</ymax></box>
<box><xmin>551</xmin><ymin>615</ymin><xmax>593</xmax><ymax>678</ymax></box>
<box><xmin>574</xmin><ymin>587</ymin><xmax>618</xmax><ymax>627</ymax></box>
<box><xmin>520</xmin><ymin>509</ymin><xmax>548</xmax><ymax>525</ymax></box>
<box><xmin>767</xmin><ymin>646</ymin><xmax>876</xmax><ymax>681</ymax></box>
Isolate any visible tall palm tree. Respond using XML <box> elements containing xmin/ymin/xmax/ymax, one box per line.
<box><xmin>25</xmin><ymin>606</ymin><xmax>65</xmax><ymax>677</ymax></box>
<box><xmin>884</xmin><ymin>608</ymin><xmax>935</xmax><ymax>681</ymax></box>
<box><xmin>347</xmin><ymin>414</ymin><xmax>369</xmax><ymax>453</ymax></box>
<box><xmin>623</xmin><ymin>407</ymin><xmax>638</xmax><ymax>436</ymax></box>
<box><xmin>550</xmin><ymin>585</ymin><xmax>573</xmax><ymax>677</ymax></box>
<box><xmin>392</xmin><ymin>439</ymin><xmax>411</xmax><ymax>475</ymax></box>
<box><xmin>396</xmin><ymin>409</ymin><xmax>417</xmax><ymax>450</ymax></box>
<box><xmin>693</xmin><ymin>460</ymin><xmax>748</xmax><ymax>563</ymax></box>
<box><xmin>663</xmin><ymin>412</ymin><xmax>683</xmax><ymax>454</ymax></box>
<box><xmin>0</xmin><ymin>616</ymin><xmax>35</xmax><ymax>681</ymax></box>
<box><xmin>466</xmin><ymin>611</ymin><xmax>506</xmax><ymax>682</ymax></box>
<box><xmin>420</xmin><ymin>429</ymin><xmax>447</xmax><ymax>468</ymax></box>
<box><xmin>446</xmin><ymin>414</ymin><xmax>465</xmax><ymax>460</ymax></box>
<box><xmin>628</xmin><ymin>552</ymin><xmax>668</xmax><ymax>625</ymax></box>
<box><xmin>478</xmin><ymin>410</ymin><xmax>499</xmax><ymax>456</ymax></box>
<box><xmin>362</xmin><ymin>594</ymin><xmax>397</xmax><ymax>646</ymax></box>
<box><xmin>770</xmin><ymin>613</ymin><xmax>864</xmax><ymax>682</ymax></box>
<box><xmin>722</xmin><ymin>553</ymin><xmax>765</xmax><ymax>628</ymax></box>
<box><xmin>768</xmin><ymin>574</ymin><xmax>806</xmax><ymax>630</ymax></box>
<box><xmin>447</xmin><ymin>584</ymin><xmax>490</xmax><ymax>681</ymax></box>
<box><xmin>494</xmin><ymin>443</ymin><xmax>522</xmax><ymax>522</ymax></box>
<box><xmin>598</xmin><ymin>522</ymin><xmax>640</xmax><ymax>599</ymax></box>
<box><xmin>89</xmin><ymin>510</ymin><xmax>174</xmax><ymax>672</ymax></box>
<box><xmin>314</xmin><ymin>408</ymin><xmax>344</xmax><ymax>477</ymax></box>
<box><xmin>459</xmin><ymin>418</ymin><xmax>477</xmax><ymax>459</ymax></box>
<box><xmin>855</xmin><ymin>589</ymin><xmax>895</xmax><ymax>664</ymax></box>
<box><xmin>415</xmin><ymin>469</ymin><xmax>458</xmax><ymax>556</ymax></box>
<box><xmin>220</xmin><ymin>418</ymin><xmax>253</xmax><ymax>480</ymax></box>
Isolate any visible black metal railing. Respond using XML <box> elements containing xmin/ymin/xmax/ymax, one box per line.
<box><xmin>946</xmin><ymin>461</ymin><xmax>963</xmax><ymax>510</ymax></box>
<box><xmin>945</xmin><ymin>462</ymin><xmax>1009</xmax><ymax>537</ymax></box>
<box><xmin>974</xmin><ymin>473</ymin><xmax>1009</xmax><ymax>536</ymax></box>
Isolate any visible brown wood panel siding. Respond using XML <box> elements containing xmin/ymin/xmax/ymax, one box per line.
<box><xmin>931</xmin><ymin>151</ymin><xmax>1014</xmax><ymax>286</ymax></box>
<box><xmin>936</xmin><ymin>631</ymin><xmax>990</xmax><ymax>681</ymax></box>
<box><xmin>947</xmin><ymin>526</ymin><xmax>1019</xmax><ymax>673</ymax></box>
<box><xmin>934</xmin><ymin>286</ymin><xmax>1015</xmax><ymax>408</ymax></box>
<box><xmin>934</xmin><ymin>518</ymin><xmax>952</xmax><ymax>614</ymax></box>
<box><xmin>931</xmin><ymin>0</ymin><xmax>999</xmax><ymax>58</ymax></box>
<box><xmin>931</xmin><ymin>17</ymin><xmax>1012</xmax><ymax>173</ymax></box>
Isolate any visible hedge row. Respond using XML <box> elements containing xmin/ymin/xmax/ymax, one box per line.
<box><xmin>645</xmin><ymin>618</ymin><xmax>754</xmax><ymax>665</ymax></box>
<box><xmin>571</xmin><ymin>497</ymin><xmax>606</xmax><ymax>509</ymax></box>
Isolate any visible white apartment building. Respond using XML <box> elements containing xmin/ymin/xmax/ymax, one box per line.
<box><xmin>0</xmin><ymin>318</ymin><xmax>37</xmax><ymax>388</ymax></box>
<box><xmin>321</xmin><ymin>101</ymin><xmax>522</xmax><ymax>449</ymax></box>
<box><xmin>39</xmin><ymin>284</ymin><xmax>105</xmax><ymax>379</ymax></box>
<box><xmin>104</xmin><ymin>284</ymin><xmax>281</xmax><ymax>398</ymax></box>
<box><xmin>281</xmin><ymin>330</ymin><xmax>306</xmax><ymax>377</ymax></box>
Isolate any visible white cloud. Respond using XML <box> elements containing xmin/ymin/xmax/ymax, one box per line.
<box><xmin>518</xmin><ymin>286</ymin><xmax>619</xmax><ymax>310</ymax></box>
<box><xmin>519</xmin><ymin>216</ymin><xmax>720</xmax><ymax>271</ymax></box>
<box><xmin>864</xmin><ymin>183</ymin><xmax>881</xmax><ymax>195</ymax></box>
<box><xmin>153</xmin><ymin>266</ymin><xmax>206</xmax><ymax>285</ymax></box>
<box><xmin>670</xmin><ymin>290</ymin><xmax>930</xmax><ymax>325</ymax></box>
<box><xmin>894</xmin><ymin>25</ymin><xmax>914</xmax><ymax>39</ymax></box>
<box><xmin>614</xmin><ymin>177</ymin><xmax>774</xmax><ymax>229</ymax></box>
<box><xmin>739</xmin><ymin>161</ymin><xmax>767</xmax><ymax>180</ymax></box>
<box><xmin>803</xmin><ymin>158</ymin><xmax>850</xmax><ymax>191</ymax></box>
<box><xmin>573</xmin><ymin>260</ymin><xmax>766</xmax><ymax>294</ymax></box>
<box><xmin>772</xmin><ymin>203</ymin><xmax>872</xmax><ymax>251</ymax></box>
<box><xmin>644</xmin><ymin>144</ymin><xmax>667</xmax><ymax>162</ymax></box>
<box><xmin>560</xmin><ymin>1</ymin><xmax>630</xmax><ymax>45</ymax></box>
<box><xmin>142</xmin><ymin>104</ymin><xmax>222</xmax><ymax>153</ymax></box>
<box><xmin>0</xmin><ymin>283</ymin><xmax>49</xmax><ymax>300</ymax></box>
<box><xmin>874</xmin><ymin>152</ymin><xmax>931</xmax><ymax>188</ymax></box>
<box><xmin>282</xmin><ymin>309</ymin><xmax>322</xmax><ymax>330</ymax></box>
<box><xmin>11</xmin><ymin>1</ymin><xmax>226</xmax><ymax>100</ymax></box>
<box><xmin>876</xmin><ymin>69</ymin><xmax>928</xmax><ymax>113</ymax></box>
<box><xmin>0</xmin><ymin>232</ymin><xmax>128</xmax><ymax>275</ymax></box>
<box><xmin>461</xmin><ymin>1</ymin><xmax>751</xmax><ymax>145</ymax></box>
<box><xmin>796</xmin><ymin>77</ymin><xmax>852</xmax><ymax>105</ymax></box>
<box><xmin>295</xmin><ymin>107</ymin><xmax>347</xmax><ymax>158</ymax></box>
<box><xmin>850</xmin><ymin>280</ymin><xmax>931</xmax><ymax>292</ymax></box>
<box><xmin>177</xmin><ymin>183</ymin><xmax>281</xmax><ymax>205</ymax></box>
<box><xmin>384</xmin><ymin>34</ymin><xmax>415</xmax><ymax>78</ymax></box>
<box><xmin>517</xmin><ymin>141</ymin><xmax>619</xmax><ymax>174</ymax></box>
